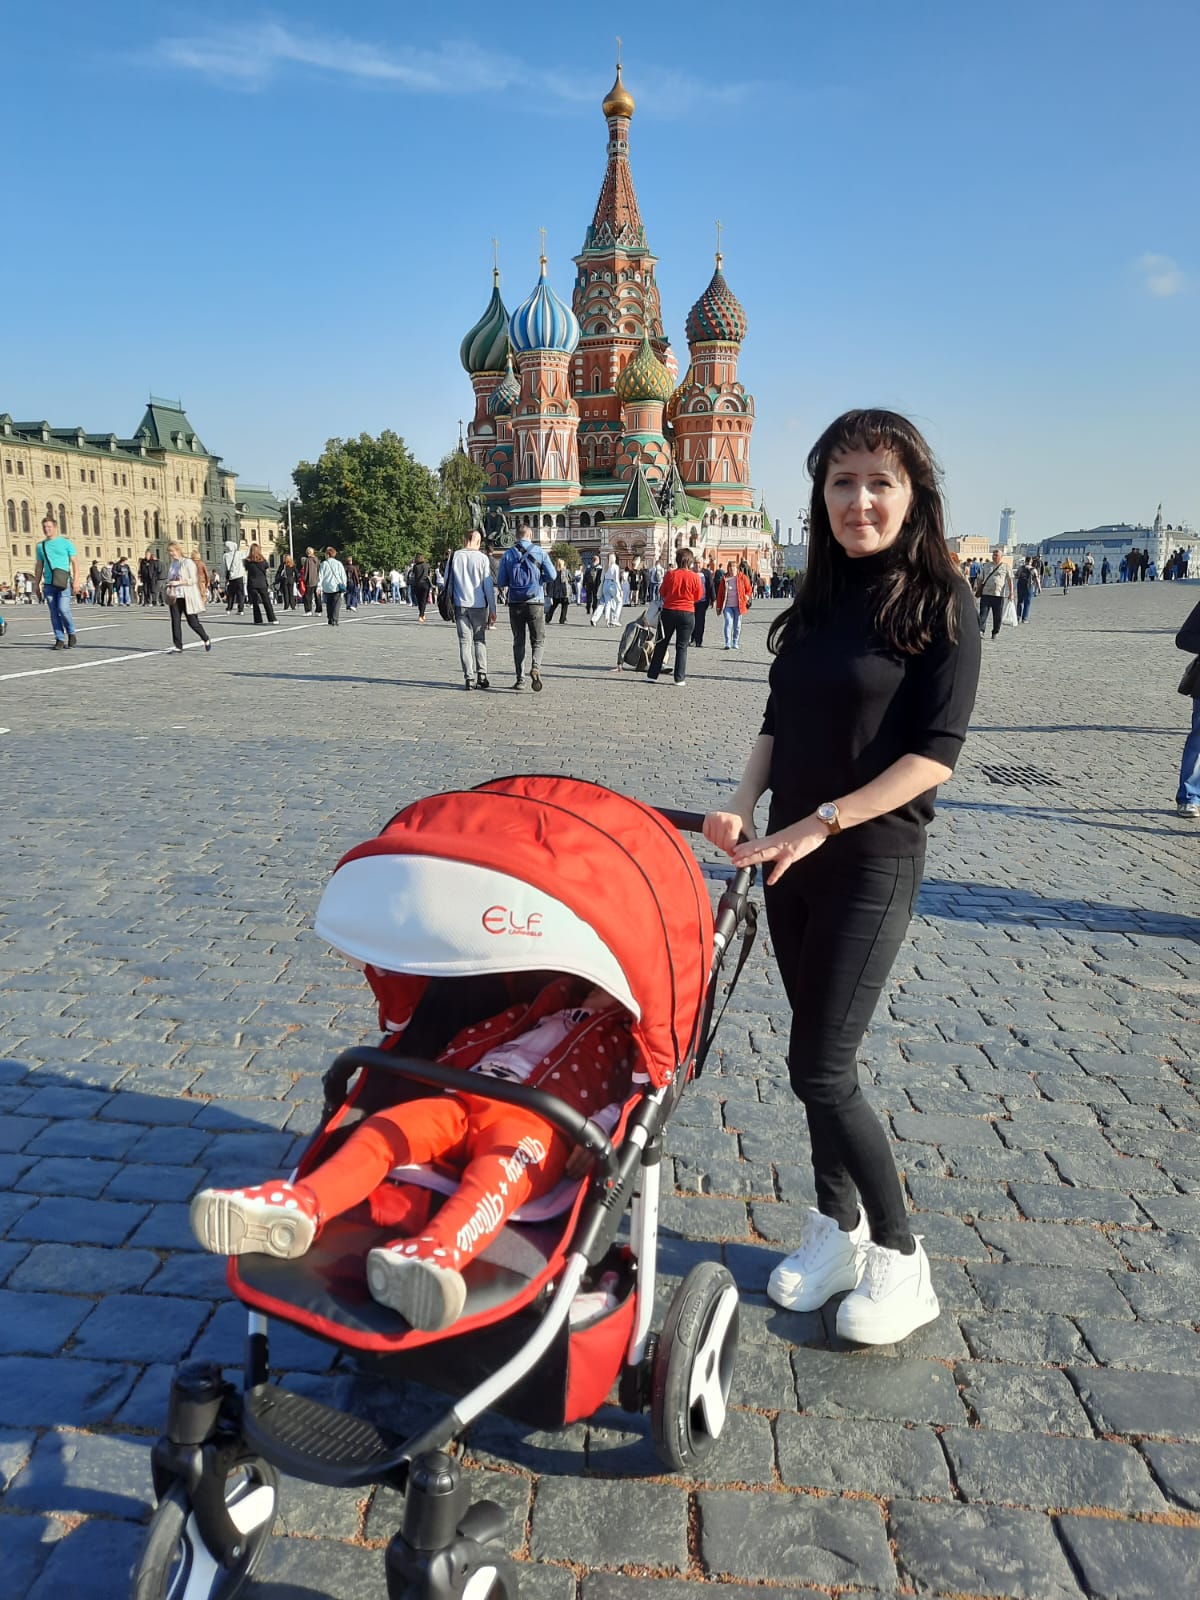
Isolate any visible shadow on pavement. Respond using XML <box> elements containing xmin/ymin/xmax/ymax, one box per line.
<box><xmin>920</xmin><ymin>880</ymin><xmax>1199</xmax><ymax>939</ymax></box>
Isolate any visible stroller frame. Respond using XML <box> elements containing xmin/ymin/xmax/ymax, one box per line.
<box><xmin>134</xmin><ymin>796</ymin><xmax>755</xmax><ymax>1600</ymax></box>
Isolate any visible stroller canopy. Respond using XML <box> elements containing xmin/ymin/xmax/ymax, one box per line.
<box><xmin>314</xmin><ymin>776</ymin><xmax>714</xmax><ymax>1088</ymax></box>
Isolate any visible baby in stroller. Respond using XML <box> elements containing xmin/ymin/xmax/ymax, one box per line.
<box><xmin>191</xmin><ymin>974</ymin><xmax>634</xmax><ymax>1331</ymax></box>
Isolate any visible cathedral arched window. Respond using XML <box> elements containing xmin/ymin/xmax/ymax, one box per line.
<box><xmin>721</xmin><ymin>514</ymin><xmax>729</xmax><ymax>526</ymax></box>
<box><xmin>592</xmin><ymin>321</ymin><xmax>608</xmax><ymax>335</ymax></box>
<box><xmin>592</xmin><ymin>371</ymin><xmax>601</xmax><ymax>393</ymax></box>
<box><xmin>579</xmin><ymin>512</ymin><xmax>591</xmax><ymax>528</ymax></box>
<box><xmin>594</xmin><ymin>512</ymin><xmax>605</xmax><ymax>526</ymax></box>
<box><xmin>556</xmin><ymin>513</ymin><xmax>566</xmax><ymax>528</ymax></box>
<box><xmin>542</xmin><ymin>514</ymin><xmax>552</xmax><ymax>529</ymax></box>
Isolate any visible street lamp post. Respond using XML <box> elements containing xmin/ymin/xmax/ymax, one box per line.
<box><xmin>286</xmin><ymin>497</ymin><xmax>294</xmax><ymax>562</ymax></box>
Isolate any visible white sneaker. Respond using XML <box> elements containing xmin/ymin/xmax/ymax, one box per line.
<box><xmin>767</xmin><ymin>1207</ymin><xmax>869</xmax><ymax>1311</ymax></box>
<box><xmin>835</xmin><ymin>1237</ymin><xmax>939</xmax><ymax>1345</ymax></box>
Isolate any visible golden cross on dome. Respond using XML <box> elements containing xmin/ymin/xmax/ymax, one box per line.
<box><xmin>539</xmin><ymin>225</ymin><xmax>547</xmax><ymax>271</ymax></box>
<box><xmin>715</xmin><ymin>218</ymin><xmax>724</xmax><ymax>270</ymax></box>
<box><xmin>491</xmin><ymin>236</ymin><xmax>499</xmax><ymax>285</ymax></box>
<box><xmin>616</xmin><ymin>35</ymin><xmax>622</xmax><ymax>67</ymax></box>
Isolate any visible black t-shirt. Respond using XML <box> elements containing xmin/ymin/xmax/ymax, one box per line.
<box><xmin>761</xmin><ymin>551</ymin><xmax>981</xmax><ymax>858</ymax></box>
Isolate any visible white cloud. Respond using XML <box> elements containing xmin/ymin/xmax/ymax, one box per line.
<box><xmin>151</xmin><ymin>19</ymin><xmax>754</xmax><ymax>116</ymax></box>
<box><xmin>1136</xmin><ymin>252</ymin><xmax>1186</xmax><ymax>297</ymax></box>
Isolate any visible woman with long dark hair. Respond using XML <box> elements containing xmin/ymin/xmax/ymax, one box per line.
<box><xmin>704</xmin><ymin>409</ymin><xmax>980</xmax><ymax>1345</ymax></box>
<box><xmin>410</xmin><ymin>555</ymin><xmax>432</xmax><ymax>622</ymax></box>
<box><xmin>244</xmin><ymin>544</ymin><xmax>278</xmax><ymax>626</ymax></box>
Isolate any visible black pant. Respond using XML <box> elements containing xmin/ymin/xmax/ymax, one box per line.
<box><xmin>248</xmin><ymin>584</ymin><xmax>276</xmax><ymax>625</ymax></box>
<box><xmin>325</xmin><ymin>592</ymin><xmax>342</xmax><ymax>625</ymax></box>
<box><xmin>978</xmin><ymin>594</ymin><xmax>1003</xmax><ymax>637</ymax></box>
<box><xmin>225</xmin><ymin>577</ymin><xmax>245</xmax><ymax>613</ymax></box>
<box><xmin>692</xmin><ymin>600</ymin><xmax>709</xmax><ymax>646</ymax></box>
<box><xmin>168</xmin><ymin>598</ymin><xmax>209</xmax><ymax>648</ymax></box>
<box><xmin>509</xmin><ymin>599</ymin><xmax>546</xmax><ymax>674</ymax></box>
<box><xmin>763</xmin><ymin>847</ymin><xmax>921</xmax><ymax>1250</ymax></box>
<box><xmin>547</xmin><ymin>597</ymin><xmax>570</xmax><ymax>624</ymax></box>
<box><xmin>646</xmin><ymin>608</ymin><xmax>694</xmax><ymax>682</ymax></box>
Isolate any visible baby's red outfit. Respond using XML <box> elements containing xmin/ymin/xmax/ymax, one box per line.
<box><xmin>298</xmin><ymin>976</ymin><xmax>635</xmax><ymax>1269</ymax></box>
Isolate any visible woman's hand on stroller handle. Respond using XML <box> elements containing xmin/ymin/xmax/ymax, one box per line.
<box><xmin>702</xmin><ymin>809</ymin><xmax>756</xmax><ymax>857</ymax></box>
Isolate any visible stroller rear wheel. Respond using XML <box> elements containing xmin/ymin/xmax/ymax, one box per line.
<box><xmin>131</xmin><ymin>1454</ymin><xmax>278</xmax><ymax>1600</ymax></box>
<box><xmin>650</xmin><ymin>1261</ymin><xmax>740</xmax><ymax>1472</ymax></box>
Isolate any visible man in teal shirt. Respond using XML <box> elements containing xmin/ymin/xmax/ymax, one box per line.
<box><xmin>34</xmin><ymin>514</ymin><xmax>79</xmax><ymax>649</ymax></box>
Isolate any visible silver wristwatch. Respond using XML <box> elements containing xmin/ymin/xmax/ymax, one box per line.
<box><xmin>816</xmin><ymin>802</ymin><xmax>842</xmax><ymax>835</ymax></box>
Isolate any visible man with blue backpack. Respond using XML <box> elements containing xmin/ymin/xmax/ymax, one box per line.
<box><xmin>496</xmin><ymin>522</ymin><xmax>557</xmax><ymax>692</ymax></box>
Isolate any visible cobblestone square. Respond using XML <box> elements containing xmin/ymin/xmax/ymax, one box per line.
<box><xmin>1</xmin><ymin>580</ymin><xmax>1197</xmax><ymax>1596</ymax></box>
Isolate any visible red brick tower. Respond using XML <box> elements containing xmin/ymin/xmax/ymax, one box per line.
<box><xmin>571</xmin><ymin>63</ymin><xmax>667</xmax><ymax>488</ymax></box>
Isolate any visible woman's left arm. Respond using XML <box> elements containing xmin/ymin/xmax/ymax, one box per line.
<box><xmin>730</xmin><ymin>754</ymin><xmax>953</xmax><ymax>884</ymax></box>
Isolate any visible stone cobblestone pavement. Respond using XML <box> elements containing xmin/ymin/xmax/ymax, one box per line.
<box><xmin>0</xmin><ymin>580</ymin><xmax>1198</xmax><ymax>1598</ymax></box>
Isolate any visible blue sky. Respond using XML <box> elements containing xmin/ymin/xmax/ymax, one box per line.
<box><xmin>6</xmin><ymin>1</ymin><xmax>1198</xmax><ymax>544</ymax></box>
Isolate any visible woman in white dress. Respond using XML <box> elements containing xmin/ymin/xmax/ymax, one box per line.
<box><xmin>593</xmin><ymin>555</ymin><xmax>623</xmax><ymax>627</ymax></box>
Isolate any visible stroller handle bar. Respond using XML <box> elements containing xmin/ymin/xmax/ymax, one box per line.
<box><xmin>322</xmin><ymin>1048</ymin><xmax>621</xmax><ymax>1187</ymax></box>
<box><xmin>654</xmin><ymin>807</ymin><xmax>756</xmax><ymax>954</ymax></box>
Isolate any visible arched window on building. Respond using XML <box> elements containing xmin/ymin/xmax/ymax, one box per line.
<box><xmin>594</xmin><ymin>511</ymin><xmax>605</xmax><ymax>526</ymax></box>
<box><xmin>203</xmin><ymin>518</ymin><xmax>211</xmax><ymax>540</ymax></box>
<box><xmin>221</xmin><ymin>518</ymin><xmax>229</xmax><ymax>541</ymax></box>
<box><xmin>114</xmin><ymin>509</ymin><xmax>121</xmax><ymax>539</ymax></box>
<box><xmin>124</xmin><ymin>509</ymin><xmax>131</xmax><ymax>539</ymax></box>
<box><xmin>721</xmin><ymin>514</ymin><xmax>729</xmax><ymax>526</ymax></box>
<box><xmin>5</xmin><ymin>500</ymin><xmax>15</xmax><ymax>533</ymax></box>
<box><xmin>542</xmin><ymin>513</ymin><xmax>552</xmax><ymax>530</ymax></box>
<box><xmin>177</xmin><ymin>519</ymin><xmax>184</xmax><ymax>540</ymax></box>
<box><xmin>191</xmin><ymin>519</ymin><xmax>198</xmax><ymax>540</ymax></box>
<box><xmin>556</xmin><ymin>513</ymin><xmax>566</xmax><ymax>528</ymax></box>
<box><xmin>592</xmin><ymin>371</ymin><xmax>602</xmax><ymax>393</ymax></box>
<box><xmin>579</xmin><ymin>511</ymin><xmax>591</xmax><ymax>528</ymax></box>
<box><xmin>153</xmin><ymin>510</ymin><xmax>160</xmax><ymax>538</ymax></box>
<box><xmin>144</xmin><ymin>510</ymin><xmax>150</xmax><ymax>537</ymax></box>
<box><xmin>58</xmin><ymin>503</ymin><xmax>67</xmax><ymax>533</ymax></box>
<box><xmin>46</xmin><ymin>501</ymin><xmax>54</xmax><ymax>519</ymax></box>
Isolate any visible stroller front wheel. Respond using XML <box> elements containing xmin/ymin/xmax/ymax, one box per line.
<box><xmin>131</xmin><ymin>1455</ymin><xmax>279</xmax><ymax>1600</ymax></box>
<box><xmin>650</xmin><ymin>1261</ymin><xmax>740</xmax><ymax>1472</ymax></box>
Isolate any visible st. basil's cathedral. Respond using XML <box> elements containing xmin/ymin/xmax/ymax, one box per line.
<box><xmin>458</xmin><ymin>61</ymin><xmax>773</xmax><ymax>573</ymax></box>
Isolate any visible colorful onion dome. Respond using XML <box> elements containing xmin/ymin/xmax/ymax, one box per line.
<box><xmin>685</xmin><ymin>256</ymin><xmax>747</xmax><ymax>346</ymax></box>
<box><xmin>665</xmin><ymin>364</ymin><xmax>693</xmax><ymax>426</ymax></box>
<box><xmin>616</xmin><ymin>333</ymin><xmax>675</xmax><ymax>405</ymax></box>
<box><xmin>487</xmin><ymin>353</ymin><xmax>521</xmax><ymax>417</ymax></box>
<box><xmin>459</xmin><ymin>270</ymin><xmax>510</xmax><ymax>374</ymax></box>
<box><xmin>602</xmin><ymin>62</ymin><xmax>635</xmax><ymax>119</ymax></box>
<box><xmin>508</xmin><ymin>257</ymin><xmax>581</xmax><ymax>355</ymax></box>
<box><xmin>661</xmin><ymin>341</ymin><xmax>680</xmax><ymax>383</ymax></box>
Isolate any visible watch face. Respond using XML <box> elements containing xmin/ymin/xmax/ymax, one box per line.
<box><xmin>818</xmin><ymin>804</ymin><xmax>837</xmax><ymax>822</ymax></box>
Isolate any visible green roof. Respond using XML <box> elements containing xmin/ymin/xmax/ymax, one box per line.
<box><xmin>610</xmin><ymin>464</ymin><xmax>662</xmax><ymax>524</ymax></box>
<box><xmin>237</xmin><ymin>486</ymin><xmax>283</xmax><ymax>519</ymax></box>
<box><xmin>134</xmin><ymin>400</ymin><xmax>212</xmax><ymax>458</ymax></box>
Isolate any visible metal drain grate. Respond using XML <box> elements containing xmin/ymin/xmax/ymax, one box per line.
<box><xmin>979</xmin><ymin>763</ymin><xmax>1062</xmax><ymax>789</ymax></box>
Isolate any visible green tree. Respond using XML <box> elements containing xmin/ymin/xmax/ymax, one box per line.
<box><xmin>437</xmin><ymin>449</ymin><xmax>487</xmax><ymax>541</ymax></box>
<box><xmin>549</xmin><ymin>541</ymin><xmax>581</xmax><ymax>573</ymax></box>
<box><xmin>291</xmin><ymin>431</ymin><xmax>441</xmax><ymax>570</ymax></box>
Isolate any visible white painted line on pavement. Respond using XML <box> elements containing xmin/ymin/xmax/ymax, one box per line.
<box><xmin>72</xmin><ymin>624</ymin><xmax>122</xmax><ymax>633</ymax></box>
<box><xmin>0</xmin><ymin>607</ymin><xmax>411</xmax><ymax>682</ymax></box>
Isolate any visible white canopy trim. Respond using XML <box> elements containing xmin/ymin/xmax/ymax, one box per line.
<box><xmin>315</xmin><ymin>855</ymin><xmax>641</xmax><ymax>1021</ymax></box>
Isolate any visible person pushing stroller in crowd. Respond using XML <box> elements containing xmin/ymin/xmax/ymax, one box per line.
<box><xmin>190</xmin><ymin>975</ymin><xmax>635</xmax><ymax>1331</ymax></box>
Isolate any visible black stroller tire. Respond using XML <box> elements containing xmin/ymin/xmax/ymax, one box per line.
<box><xmin>131</xmin><ymin>1456</ymin><xmax>278</xmax><ymax>1600</ymax></box>
<box><xmin>650</xmin><ymin>1261</ymin><xmax>740</xmax><ymax>1473</ymax></box>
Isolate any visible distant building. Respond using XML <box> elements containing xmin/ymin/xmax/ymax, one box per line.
<box><xmin>1039</xmin><ymin>511</ymin><xmax>1196</xmax><ymax>570</ymax></box>
<box><xmin>947</xmin><ymin>534</ymin><xmax>992</xmax><ymax>564</ymax></box>
<box><xmin>237</xmin><ymin>487</ymin><xmax>285</xmax><ymax>558</ymax></box>
<box><xmin>998</xmin><ymin>507</ymin><xmax>1016</xmax><ymax>547</ymax></box>
<box><xmin>2</xmin><ymin>398</ymin><xmax>243</xmax><ymax>588</ymax></box>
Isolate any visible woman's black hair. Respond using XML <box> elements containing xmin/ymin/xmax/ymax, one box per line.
<box><xmin>768</xmin><ymin>409</ymin><xmax>962</xmax><ymax>657</ymax></box>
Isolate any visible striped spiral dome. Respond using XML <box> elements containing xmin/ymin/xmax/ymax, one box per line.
<box><xmin>509</xmin><ymin>262</ymin><xmax>581</xmax><ymax>355</ymax></box>
<box><xmin>459</xmin><ymin>277</ymin><xmax>510</xmax><ymax>374</ymax></box>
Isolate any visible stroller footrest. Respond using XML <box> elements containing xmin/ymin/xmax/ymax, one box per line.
<box><xmin>243</xmin><ymin>1383</ymin><xmax>408</xmax><ymax>1488</ymax></box>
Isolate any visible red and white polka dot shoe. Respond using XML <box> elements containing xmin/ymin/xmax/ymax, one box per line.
<box><xmin>365</xmin><ymin>1236</ymin><xmax>467</xmax><ymax>1331</ymax></box>
<box><xmin>189</xmin><ymin>1181</ymin><xmax>319</xmax><ymax>1259</ymax></box>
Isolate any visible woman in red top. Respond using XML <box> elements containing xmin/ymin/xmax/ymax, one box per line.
<box><xmin>717</xmin><ymin>562</ymin><xmax>754</xmax><ymax>650</ymax></box>
<box><xmin>646</xmin><ymin>547</ymin><xmax>706</xmax><ymax>686</ymax></box>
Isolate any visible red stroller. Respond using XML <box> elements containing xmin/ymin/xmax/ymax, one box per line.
<box><xmin>133</xmin><ymin>775</ymin><xmax>757</xmax><ymax>1600</ymax></box>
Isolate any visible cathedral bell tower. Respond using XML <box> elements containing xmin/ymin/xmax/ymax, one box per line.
<box><xmin>506</xmin><ymin>250</ymin><xmax>582</xmax><ymax>519</ymax></box>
